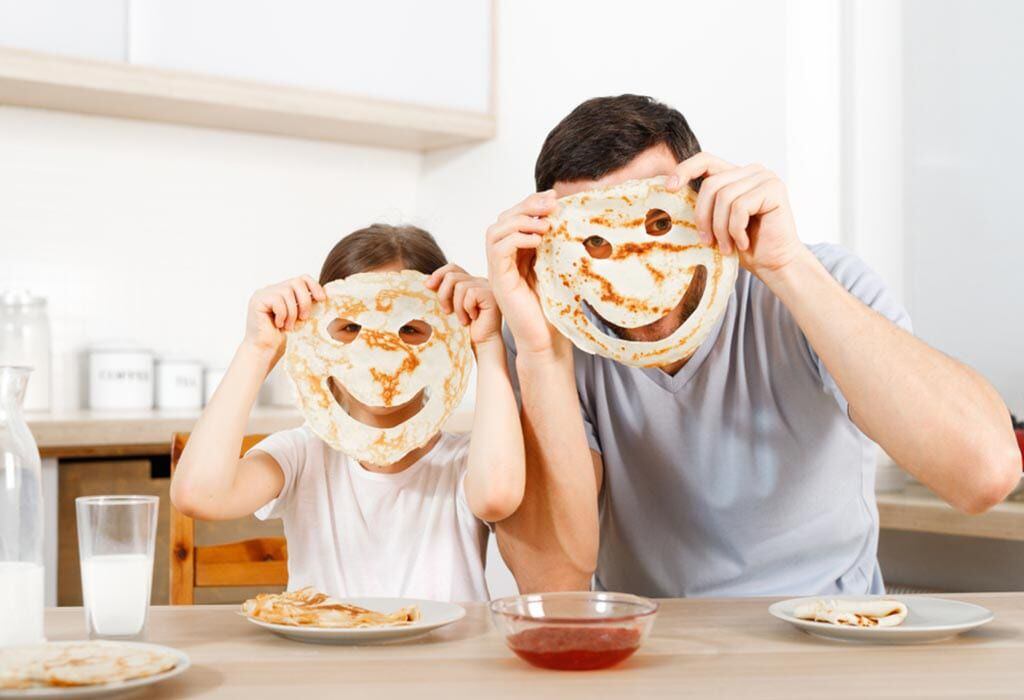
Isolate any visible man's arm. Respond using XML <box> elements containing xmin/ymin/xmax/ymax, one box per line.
<box><xmin>761</xmin><ymin>250</ymin><xmax>1020</xmax><ymax>513</ymax></box>
<box><xmin>669</xmin><ymin>154</ymin><xmax>1022</xmax><ymax>514</ymax></box>
<box><xmin>485</xmin><ymin>192</ymin><xmax>601</xmax><ymax>592</ymax></box>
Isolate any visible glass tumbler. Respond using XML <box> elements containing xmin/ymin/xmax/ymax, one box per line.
<box><xmin>75</xmin><ymin>495</ymin><xmax>159</xmax><ymax>640</ymax></box>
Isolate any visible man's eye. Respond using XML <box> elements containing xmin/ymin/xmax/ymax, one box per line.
<box><xmin>344</xmin><ymin>323</ymin><xmax>360</xmax><ymax>333</ymax></box>
<box><xmin>399</xmin><ymin>326</ymin><xmax>418</xmax><ymax>335</ymax></box>
<box><xmin>645</xmin><ymin>209</ymin><xmax>672</xmax><ymax>236</ymax></box>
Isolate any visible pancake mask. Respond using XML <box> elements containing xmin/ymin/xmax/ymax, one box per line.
<box><xmin>285</xmin><ymin>270</ymin><xmax>472</xmax><ymax>465</ymax></box>
<box><xmin>534</xmin><ymin>176</ymin><xmax>739</xmax><ymax>367</ymax></box>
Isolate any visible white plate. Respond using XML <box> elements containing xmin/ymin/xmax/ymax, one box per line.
<box><xmin>244</xmin><ymin>597</ymin><xmax>465</xmax><ymax>645</ymax></box>
<box><xmin>0</xmin><ymin>642</ymin><xmax>189</xmax><ymax>699</ymax></box>
<box><xmin>769</xmin><ymin>596</ymin><xmax>994</xmax><ymax>644</ymax></box>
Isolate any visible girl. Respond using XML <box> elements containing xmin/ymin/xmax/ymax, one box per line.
<box><xmin>170</xmin><ymin>224</ymin><xmax>525</xmax><ymax>601</ymax></box>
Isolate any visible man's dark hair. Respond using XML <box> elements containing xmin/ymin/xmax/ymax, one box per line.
<box><xmin>534</xmin><ymin>94</ymin><xmax>701</xmax><ymax>192</ymax></box>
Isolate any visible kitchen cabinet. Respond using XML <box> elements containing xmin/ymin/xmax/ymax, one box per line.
<box><xmin>128</xmin><ymin>0</ymin><xmax>493</xmax><ymax>114</ymax></box>
<box><xmin>0</xmin><ymin>0</ymin><xmax>495</xmax><ymax>151</ymax></box>
<box><xmin>0</xmin><ymin>0</ymin><xmax>127</xmax><ymax>62</ymax></box>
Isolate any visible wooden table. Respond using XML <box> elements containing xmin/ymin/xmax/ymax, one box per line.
<box><xmin>45</xmin><ymin>594</ymin><xmax>1024</xmax><ymax>698</ymax></box>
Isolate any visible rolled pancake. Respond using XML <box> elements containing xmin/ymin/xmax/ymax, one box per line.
<box><xmin>534</xmin><ymin>176</ymin><xmax>739</xmax><ymax>367</ymax></box>
<box><xmin>793</xmin><ymin>599</ymin><xmax>909</xmax><ymax>628</ymax></box>
<box><xmin>285</xmin><ymin>270</ymin><xmax>472</xmax><ymax>465</ymax></box>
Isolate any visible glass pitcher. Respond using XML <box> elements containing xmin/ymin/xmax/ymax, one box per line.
<box><xmin>0</xmin><ymin>366</ymin><xmax>45</xmax><ymax>646</ymax></box>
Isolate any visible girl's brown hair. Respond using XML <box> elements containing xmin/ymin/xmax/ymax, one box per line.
<box><xmin>319</xmin><ymin>224</ymin><xmax>448</xmax><ymax>285</ymax></box>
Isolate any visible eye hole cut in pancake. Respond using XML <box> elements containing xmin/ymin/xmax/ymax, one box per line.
<box><xmin>397</xmin><ymin>319</ymin><xmax>432</xmax><ymax>345</ymax></box>
<box><xmin>594</xmin><ymin>265</ymin><xmax>708</xmax><ymax>340</ymax></box>
<box><xmin>328</xmin><ymin>318</ymin><xmax>361</xmax><ymax>343</ymax></box>
<box><xmin>644</xmin><ymin>208</ymin><xmax>672</xmax><ymax>236</ymax></box>
<box><xmin>583</xmin><ymin>235</ymin><xmax>613</xmax><ymax>259</ymax></box>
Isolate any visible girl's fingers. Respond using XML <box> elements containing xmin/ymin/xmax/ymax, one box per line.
<box><xmin>464</xmin><ymin>287</ymin><xmax>479</xmax><ymax>321</ymax></box>
<box><xmin>281</xmin><ymin>289</ymin><xmax>298</xmax><ymax>331</ymax></box>
<box><xmin>290</xmin><ymin>280</ymin><xmax>313</xmax><ymax>321</ymax></box>
<box><xmin>301</xmin><ymin>274</ymin><xmax>326</xmax><ymax>302</ymax></box>
<box><xmin>269</xmin><ymin>298</ymin><xmax>288</xmax><ymax>330</ymax></box>
<box><xmin>436</xmin><ymin>271</ymin><xmax>470</xmax><ymax>313</ymax></box>
<box><xmin>452</xmin><ymin>282</ymin><xmax>470</xmax><ymax>325</ymax></box>
<box><xmin>426</xmin><ymin>263</ymin><xmax>468</xmax><ymax>290</ymax></box>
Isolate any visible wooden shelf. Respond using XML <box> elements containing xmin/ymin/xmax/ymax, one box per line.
<box><xmin>878</xmin><ymin>487</ymin><xmax>1024</xmax><ymax>542</ymax></box>
<box><xmin>0</xmin><ymin>47</ymin><xmax>495</xmax><ymax>151</ymax></box>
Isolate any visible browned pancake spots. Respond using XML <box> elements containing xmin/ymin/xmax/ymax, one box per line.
<box><xmin>610</xmin><ymin>241</ymin><xmax>698</xmax><ymax>260</ymax></box>
<box><xmin>588</xmin><ymin>215</ymin><xmax>613</xmax><ymax>227</ymax></box>
<box><xmin>577</xmin><ymin>258</ymin><xmax>670</xmax><ymax>316</ymax></box>
<box><xmin>645</xmin><ymin>264</ymin><xmax>665</xmax><ymax>283</ymax></box>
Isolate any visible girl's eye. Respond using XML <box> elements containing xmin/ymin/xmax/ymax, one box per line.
<box><xmin>327</xmin><ymin>318</ymin><xmax>361</xmax><ymax>343</ymax></box>
<box><xmin>398</xmin><ymin>320</ymin><xmax>432</xmax><ymax>345</ymax></box>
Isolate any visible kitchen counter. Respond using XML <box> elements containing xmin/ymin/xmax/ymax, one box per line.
<box><xmin>42</xmin><ymin>594</ymin><xmax>1024</xmax><ymax>698</ymax></box>
<box><xmin>28</xmin><ymin>407</ymin><xmax>303</xmax><ymax>457</ymax></box>
<box><xmin>28</xmin><ymin>407</ymin><xmax>474</xmax><ymax>458</ymax></box>
<box><xmin>878</xmin><ymin>483</ymin><xmax>1024</xmax><ymax>542</ymax></box>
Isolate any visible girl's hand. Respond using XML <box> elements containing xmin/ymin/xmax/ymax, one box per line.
<box><xmin>245</xmin><ymin>276</ymin><xmax>326</xmax><ymax>354</ymax></box>
<box><xmin>426</xmin><ymin>265</ymin><xmax>502</xmax><ymax>347</ymax></box>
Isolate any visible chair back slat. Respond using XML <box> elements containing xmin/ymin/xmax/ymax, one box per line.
<box><xmin>169</xmin><ymin>432</ymin><xmax>288</xmax><ymax>604</ymax></box>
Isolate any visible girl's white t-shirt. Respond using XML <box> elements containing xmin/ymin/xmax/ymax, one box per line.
<box><xmin>250</xmin><ymin>427</ymin><xmax>490</xmax><ymax>602</ymax></box>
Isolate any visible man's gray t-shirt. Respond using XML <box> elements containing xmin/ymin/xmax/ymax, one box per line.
<box><xmin>504</xmin><ymin>244</ymin><xmax>911</xmax><ymax>597</ymax></box>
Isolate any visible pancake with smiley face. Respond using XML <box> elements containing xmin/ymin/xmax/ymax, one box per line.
<box><xmin>534</xmin><ymin>176</ymin><xmax>739</xmax><ymax>367</ymax></box>
<box><xmin>285</xmin><ymin>270</ymin><xmax>472</xmax><ymax>465</ymax></box>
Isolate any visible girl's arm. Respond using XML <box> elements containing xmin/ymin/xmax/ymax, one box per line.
<box><xmin>170</xmin><ymin>276</ymin><xmax>325</xmax><ymax>521</ymax></box>
<box><xmin>427</xmin><ymin>266</ymin><xmax>526</xmax><ymax>522</ymax></box>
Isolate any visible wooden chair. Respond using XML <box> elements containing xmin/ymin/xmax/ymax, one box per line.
<box><xmin>169</xmin><ymin>432</ymin><xmax>288</xmax><ymax>605</ymax></box>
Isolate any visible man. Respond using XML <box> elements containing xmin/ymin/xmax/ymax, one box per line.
<box><xmin>488</xmin><ymin>95</ymin><xmax>1022</xmax><ymax>597</ymax></box>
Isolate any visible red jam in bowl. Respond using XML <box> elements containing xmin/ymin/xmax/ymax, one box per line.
<box><xmin>507</xmin><ymin>626</ymin><xmax>642</xmax><ymax>670</ymax></box>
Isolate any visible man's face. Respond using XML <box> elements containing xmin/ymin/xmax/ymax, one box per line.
<box><xmin>552</xmin><ymin>144</ymin><xmax>706</xmax><ymax>344</ymax></box>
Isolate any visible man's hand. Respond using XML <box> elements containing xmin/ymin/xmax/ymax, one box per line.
<box><xmin>486</xmin><ymin>191</ymin><xmax>564</xmax><ymax>356</ymax></box>
<box><xmin>666</xmin><ymin>153</ymin><xmax>804</xmax><ymax>278</ymax></box>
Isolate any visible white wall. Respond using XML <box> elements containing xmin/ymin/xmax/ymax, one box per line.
<box><xmin>902</xmin><ymin>0</ymin><xmax>1023</xmax><ymax>413</ymax></box>
<box><xmin>418</xmin><ymin>0</ymin><xmax>797</xmax><ymax>279</ymax></box>
<box><xmin>0</xmin><ymin>106</ymin><xmax>420</xmax><ymax>410</ymax></box>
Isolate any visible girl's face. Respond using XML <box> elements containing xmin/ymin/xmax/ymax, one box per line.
<box><xmin>324</xmin><ymin>260</ymin><xmax>428</xmax><ymax>427</ymax></box>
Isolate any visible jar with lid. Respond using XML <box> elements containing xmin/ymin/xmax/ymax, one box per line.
<box><xmin>0</xmin><ymin>291</ymin><xmax>52</xmax><ymax>412</ymax></box>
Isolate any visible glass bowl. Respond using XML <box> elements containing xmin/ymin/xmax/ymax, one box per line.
<box><xmin>489</xmin><ymin>591</ymin><xmax>659</xmax><ymax>671</ymax></box>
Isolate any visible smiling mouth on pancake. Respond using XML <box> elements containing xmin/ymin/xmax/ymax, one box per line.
<box><xmin>587</xmin><ymin>265</ymin><xmax>708</xmax><ymax>342</ymax></box>
<box><xmin>327</xmin><ymin>377</ymin><xmax>428</xmax><ymax>428</ymax></box>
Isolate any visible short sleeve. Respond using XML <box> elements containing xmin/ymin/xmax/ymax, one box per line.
<box><xmin>502</xmin><ymin>324</ymin><xmax>602</xmax><ymax>454</ymax></box>
<box><xmin>806</xmin><ymin>244</ymin><xmax>913</xmax><ymax>413</ymax></box>
<box><xmin>248</xmin><ymin>427</ymin><xmax>311</xmax><ymax>520</ymax></box>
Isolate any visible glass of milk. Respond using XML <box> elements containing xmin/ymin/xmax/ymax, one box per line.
<box><xmin>75</xmin><ymin>496</ymin><xmax>159</xmax><ymax>640</ymax></box>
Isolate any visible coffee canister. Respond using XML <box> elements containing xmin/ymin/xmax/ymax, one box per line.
<box><xmin>156</xmin><ymin>358</ymin><xmax>203</xmax><ymax>410</ymax></box>
<box><xmin>87</xmin><ymin>345</ymin><xmax>154</xmax><ymax>410</ymax></box>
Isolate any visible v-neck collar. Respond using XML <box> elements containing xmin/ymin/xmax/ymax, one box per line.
<box><xmin>583</xmin><ymin>294</ymin><xmax>735</xmax><ymax>394</ymax></box>
<box><xmin>631</xmin><ymin>298</ymin><xmax>733</xmax><ymax>393</ymax></box>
